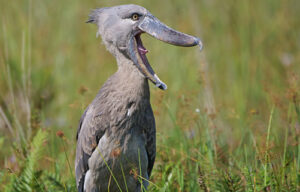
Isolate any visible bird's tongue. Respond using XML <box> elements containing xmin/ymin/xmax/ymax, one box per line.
<box><xmin>138</xmin><ymin>47</ymin><xmax>148</xmax><ymax>55</ymax></box>
<box><xmin>134</xmin><ymin>34</ymin><xmax>167</xmax><ymax>90</ymax></box>
<box><xmin>136</xmin><ymin>37</ymin><xmax>149</xmax><ymax>55</ymax></box>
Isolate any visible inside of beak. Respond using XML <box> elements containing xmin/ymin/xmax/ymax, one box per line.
<box><xmin>132</xmin><ymin>34</ymin><xmax>167</xmax><ymax>90</ymax></box>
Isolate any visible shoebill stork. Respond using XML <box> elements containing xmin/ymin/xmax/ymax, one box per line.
<box><xmin>75</xmin><ymin>4</ymin><xmax>202</xmax><ymax>192</ymax></box>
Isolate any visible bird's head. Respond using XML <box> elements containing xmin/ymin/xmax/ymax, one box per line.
<box><xmin>87</xmin><ymin>4</ymin><xmax>202</xmax><ymax>90</ymax></box>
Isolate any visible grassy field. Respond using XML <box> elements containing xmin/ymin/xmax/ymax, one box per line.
<box><xmin>0</xmin><ymin>0</ymin><xmax>299</xmax><ymax>191</ymax></box>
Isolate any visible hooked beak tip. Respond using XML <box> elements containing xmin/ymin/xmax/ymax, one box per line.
<box><xmin>154</xmin><ymin>74</ymin><xmax>167</xmax><ymax>90</ymax></box>
<box><xmin>156</xmin><ymin>82</ymin><xmax>167</xmax><ymax>90</ymax></box>
<box><xmin>195</xmin><ymin>37</ymin><xmax>203</xmax><ymax>51</ymax></box>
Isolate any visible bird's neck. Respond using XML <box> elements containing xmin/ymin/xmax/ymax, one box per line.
<box><xmin>113</xmin><ymin>55</ymin><xmax>150</xmax><ymax>100</ymax></box>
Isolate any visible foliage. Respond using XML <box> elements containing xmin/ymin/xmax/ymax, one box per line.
<box><xmin>5</xmin><ymin>130</ymin><xmax>47</xmax><ymax>192</ymax></box>
<box><xmin>0</xmin><ymin>0</ymin><xmax>299</xmax><ymax>191</ymax></box>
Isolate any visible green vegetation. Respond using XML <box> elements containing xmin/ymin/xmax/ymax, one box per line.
<box><xmin>0</xmin><ymin>0</ymin><xmax>299</xmax><ymax>191</ymax></box>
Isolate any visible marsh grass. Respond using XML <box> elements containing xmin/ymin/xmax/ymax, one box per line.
<box><xmin>0</xmin><ymin>0</ymin><xmax>299</xmax><ymax>191</ymax></box>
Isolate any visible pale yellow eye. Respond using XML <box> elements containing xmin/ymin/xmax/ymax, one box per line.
<box><xmin>131</xmin><ymin>13</ymin><xmax>139</xmax><ymax>21</ymax></box>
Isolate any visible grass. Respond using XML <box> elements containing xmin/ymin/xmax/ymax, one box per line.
<box><xmin>0</xmin><ymin>0</ymin><xmax>299</xmax><ymax>191</ymax></box>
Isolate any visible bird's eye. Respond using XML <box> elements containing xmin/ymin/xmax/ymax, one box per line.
<box><xmin>131</xmin><ymin>13</ymin><xmax>140</xmax><ymax>21</ymax></box>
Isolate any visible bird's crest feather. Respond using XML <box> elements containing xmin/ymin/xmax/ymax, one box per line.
<box><xmin>86</xmin><ymin>8</ymin><xmax>108</xmax><ymax>23</ymax></box>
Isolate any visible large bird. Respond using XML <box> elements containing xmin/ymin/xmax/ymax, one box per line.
<box><xmin>75</xmin><ymin>4</ymin><xmax>202</xmax><ymax>192</ymax></box>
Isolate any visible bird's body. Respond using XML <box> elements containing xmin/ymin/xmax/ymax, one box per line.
<box><xmin>75</xmin><ymin>4</ymin><xmax>201</xmax><ymax>192</ymax></box>
<box><xmin>76</xmin><ymin>62</ymin><xmax>155</xmax><ymax>192</ymax></box>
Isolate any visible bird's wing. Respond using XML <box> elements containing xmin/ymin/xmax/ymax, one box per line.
<box><xmin>76</xmin><ymin>106</ymin><xmax>89</xmax><ymax>141</ymax></box>
<box><xmin>75</xmin><ymin>107</ymin><xmax>90</xmax><ymax>192</ymax></box>
<box><xmin>75</xmin><ymin>103</ymin><xmax>107</xmax><ymax>192</ymax></box>
<box><xmin>145</xmin><ymin>107</ymin><xmax>156</xmax><ymax>177</ymax></box>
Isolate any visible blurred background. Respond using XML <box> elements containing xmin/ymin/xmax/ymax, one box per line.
<box><xmin>0</xmin><ymin>0</ymin><xmax>299</xmax><ymax>191</ymax></box>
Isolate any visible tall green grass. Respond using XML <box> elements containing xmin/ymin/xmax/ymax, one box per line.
<box><xmin>0</xmin><ymin>0</ymin><xmax>299</xmax><ymax>191</ymax></box>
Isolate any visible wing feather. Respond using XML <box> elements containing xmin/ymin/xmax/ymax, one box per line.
<box><xmin>145</xmin><ymin>107</ymin><xmax>156</xmax><ymax>177</ymax></box>
<box><xmin>75</xmin><ymin>103</ymin><xmax>106</xmax><ymax>192</ymax></box>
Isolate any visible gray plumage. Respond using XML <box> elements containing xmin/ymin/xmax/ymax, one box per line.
<box><xmin>75</xmin><ymin>4</ymin><xmax>201</xmax><ymax>192</ymax></box>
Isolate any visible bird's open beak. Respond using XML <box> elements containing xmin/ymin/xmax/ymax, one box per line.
<box><xmin>129</xmin><ymin>13</ymin><xmax>202</xmax><ymax>90</ymax></box>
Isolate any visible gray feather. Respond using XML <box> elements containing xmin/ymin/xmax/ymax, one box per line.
<box><xmin>86</xmin><ymin>8</ymin><xmax>108</xmax><ymax>24</ymax></box>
